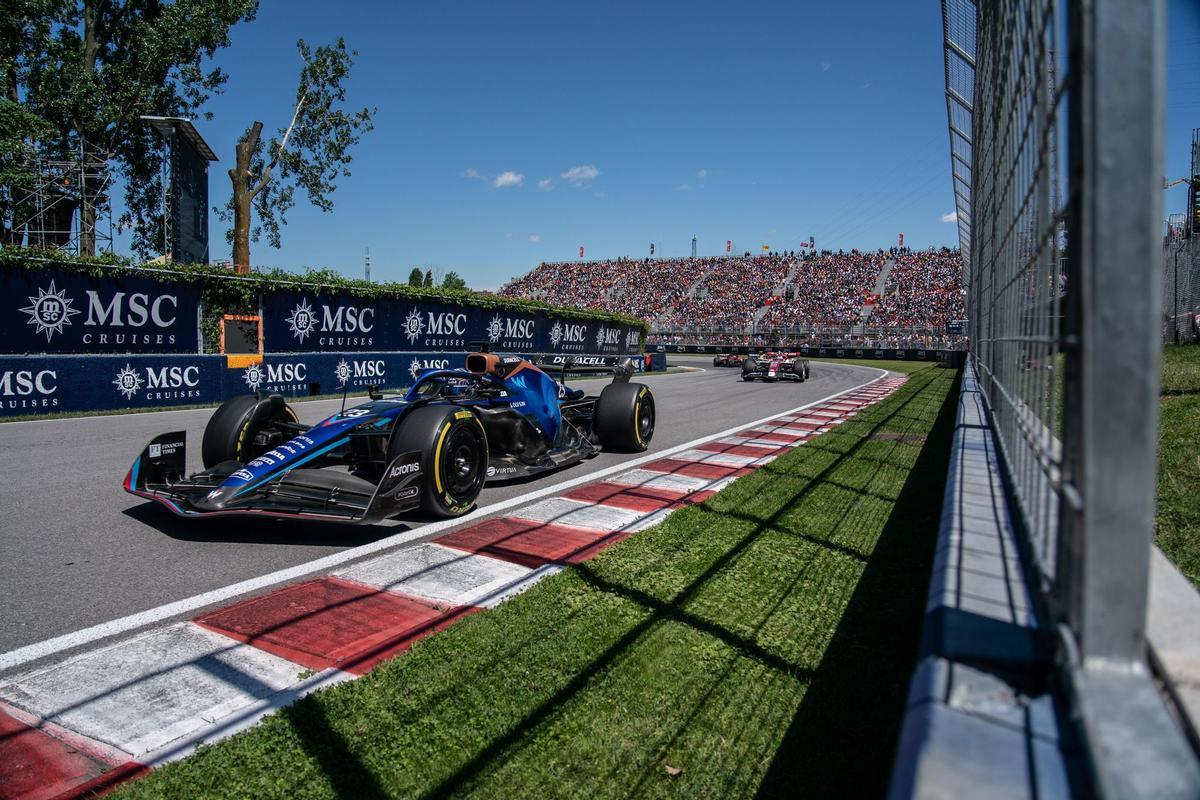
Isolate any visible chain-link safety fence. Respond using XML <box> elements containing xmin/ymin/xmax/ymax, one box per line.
<box><xmin>954</xmin><ymin>0</ymin><xmax>1067</xmax><ymax>594</ymax></box>
<box><xmin>1164</xmin><ymin>236</ymin><xmax>1200</xmax><ymax>343</ymax></box>
<box><xmin>942</xmin><ymin>0</ymin><xmax>1200</xmax><ymax>794</ymax></box>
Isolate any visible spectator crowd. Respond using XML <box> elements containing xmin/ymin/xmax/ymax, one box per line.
<box><xmin>870</xmin><ymin>248</ymin><xmax>965</xmax><ymax>328</ymax></box>
<box><xmin>499</xmin><ymin>246</ymin><xmax>964</xmax><ymax>336</ymax></box>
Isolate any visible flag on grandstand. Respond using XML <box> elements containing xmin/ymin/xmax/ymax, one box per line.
<box><xmin>762</xmin><ymin>245</ymin><xmax>770</xmax><ymax>252</ymax></box>
<box><xmin>650</xmin><ymin>243</ymin><xmax>655</xmax><ymax>255</ymax></box>
<box><xmin>726</xmin><ymin>240</ymin><xmax>732</xmax><ymax>254</ymax></box>
<box><xmin>809</xmin><ymin>235</ymin><xmax>815</xmax><ymax>247</ymax></box>
<box><xmin>899</xmin><ymin>232</ymin><xmax>905</xmax><ymax>247</ymax></box>
<box><xmin>579</xmin><ymin>246</ymin><xmax>584</xmax><ymax>258</ymax></box>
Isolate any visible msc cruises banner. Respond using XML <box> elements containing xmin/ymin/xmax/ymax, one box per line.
<box><xmin>226</xmin><ymin>351</ymin><xmax>470</xmax><ymax>398</ymax></box>
<box><xmin>262</xmin><ymin>290</ymin><xmax>640</xmax><ymax>356</ymax></box>
<box><xmin>1</xmin><ymin>349</ymin><xmax>660</xmax><ymax>417</ymax></box>
<box><xmin>2</xmin><ymin>266</ymin><xmax>201</xmax><ymax>354</ymax></box>
<box><xmin>0</xmin><ymin>354</ymin><xmax>223</xmax><ymax>416</ymax></box>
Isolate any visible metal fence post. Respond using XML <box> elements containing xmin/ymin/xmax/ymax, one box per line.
<box><xmin>1060</xmin><ymin>0</ymin><xmax>1161</xmax><ymax>667</ymax></box>
<box><xmin>1057</xmin><ymin>0</ymin><xmax>1200</xmax><ymax>796</ymax></box>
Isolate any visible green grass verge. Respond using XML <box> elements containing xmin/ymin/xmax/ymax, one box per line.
<box><xmin>1158</xmin><ymin>344</ymin><xmax>1200</xmax><ymax>587</ymax></box>
<box><xmin>116</xmin><ymin>364</ymin><xmax>960</xmax><ymax>800</ymax></box>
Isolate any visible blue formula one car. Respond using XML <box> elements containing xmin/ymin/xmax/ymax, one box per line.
<box><xmin>124</xmin><ymin>349</ymin><xmax>655</xmax><ymax>522</ymax></box>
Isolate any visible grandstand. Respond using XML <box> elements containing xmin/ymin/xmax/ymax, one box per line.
<box><xmin>499</xmin><ymin>247</ymin><xmax>965</xmax><ymax>343</ymax></box>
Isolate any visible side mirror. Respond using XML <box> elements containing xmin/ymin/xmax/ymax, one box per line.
<box><xmin>367</xmin><ymin>384</ymin><xmax>383</xmax><ymax>401</ymax></box>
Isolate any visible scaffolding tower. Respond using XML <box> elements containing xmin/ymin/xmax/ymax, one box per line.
<box><xmin>11</xmin><ymin>139</ymin><xmax>113</xmax><ymax>255</ymax></box>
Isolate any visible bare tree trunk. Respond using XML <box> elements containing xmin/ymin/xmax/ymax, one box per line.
<box><xmin>230</xmin><ymin>121</ymin><xmax>262</xmax><ymax>273</ymax></box>
<box><xmin>76</xmin><ymin>0</ymin><xmax>100</xmax><ymax>256</ymax></box>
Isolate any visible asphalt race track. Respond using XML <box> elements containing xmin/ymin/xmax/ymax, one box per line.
<box><xmin>0</xmin><ymin>357</ymin><xmax>883</xmax><ymax>653</ymax></box>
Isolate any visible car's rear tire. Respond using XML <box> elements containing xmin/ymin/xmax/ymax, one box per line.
<box><xmin>595</xmin><ymin>382</ymin><xmax>655</xmax><ymax>452</ymax></box>
<box><xmin>388</xmin><ymin>405</ymin><xmax>488</xmax><ymax>517</ymax></box>
<box><xmin>201</xmin><ymin>394</ymin><xmax>298</xmax><ymax>468</ymax></box>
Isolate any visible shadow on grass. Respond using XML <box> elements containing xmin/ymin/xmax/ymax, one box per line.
<box><xmin>283</xmin><ymin>696</ymin><xmax>391</xmax><ymax>800</ymax></box>
<box><xmin>416</xmin><ymin>369</ymin><xmax>950</xmax><ymax>799</ymax></box>
<box><xmin>754</xmin><ymin>368</ymin><xmax>962</xmax><ymax>799</ymax></box>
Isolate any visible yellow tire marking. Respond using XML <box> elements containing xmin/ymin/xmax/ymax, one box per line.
<box><xmin>633</xmin><ymin>398</ymin><xmax>643</xmax><ymax>446</ymax></box>
<box><xmin>432</xmin><ymin>420</ymin><xmax>452</xmax><ymax>496</ymax></box>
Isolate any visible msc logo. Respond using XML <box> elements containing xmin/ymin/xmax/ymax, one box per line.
<box><xmin>428</xmin><ymin>312</ymin><xmax>467</xmax><ymax>335</ymax></box>
<box><xmin>551</xmin><ymin>321</ymin><xmax>587</xmax><ymax>349</ymax></box>
<box><xmin>402</xmin><ymin>308</ymin><xmax>424</xmax><ymax>344</ymax></box>
<box><xmin>20</xmin><ymin>281</ymin><xmax>179</xmax><ymax>343</ymax></box>
<box><xmin>287</xmin><ymin>297</ymin><xmax>374</xmax><ymax>343</ymax></box>
<box><xmin>0</xmin><ymin>369</ymin><xmax>57</xmax><ymax>396</ymax></box>
<box><xmin>336</xmin><ymin>359</ymin><xmax>386</xmax><ymax>386</ymax></box>
<box><xmin>595</xmin><ymin>326</ymin><xmax>621</xmax><ymax>349</ymax></box>
<box><xmin>487</xmin><ymin>314</ymin><xmax>535</xmax><ymax>344</ymax></box>
<box><xmin>403</xmin><ymin>308</ymin><xmax>468</xmax><ymax>346</ymax></box>
<box><xmin>242</xmin><ymin>363</ymin><xmax>264</xmax><ymax>391</ymax></box>
<box><xmin>409</xmin><ymin>357</ymin><xmax>449</xmax><ymax>381</ymax></box>
<box><xmin>112</xmin><ymin>364</ymin><xmax>200</xmax><ymax>400</ymax></box>
<box><xmin>20</xmin><ymin>282</ymin><xmax>79</xmax><ymax>341</ymax></box>
<box><xmin>243</xmin><ymin>362</ymin><xmax>307</xmax><ymax>391</ymax></box>
<box><xmin>626</xmin><ymin>329</ymin><xmax>640</xmax><ymax>348</ymax></box>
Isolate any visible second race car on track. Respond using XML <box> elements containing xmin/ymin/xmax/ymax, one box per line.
<box><xmin>741</xmin><ymin>352</ymin><xmax>811</xmax><ymax>382</ymax></box>
<box><xmin>712</xmin><ymin>353</ymin><xmax>744</xmax><ymax>368</ymax></box>
<box><xmin>125</xmin><ymin>350</ymin><xmax>655</xmax><ymax>523</ymax></box>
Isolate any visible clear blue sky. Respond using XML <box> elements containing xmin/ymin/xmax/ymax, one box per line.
<box><xmin>113</xmin><ymin>0</ymin><xmax>1200</xmax><ymax>289</ymax></box>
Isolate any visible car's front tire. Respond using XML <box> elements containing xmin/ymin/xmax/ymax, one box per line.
<box><xmin>201</xmin><ymin>394</ymin><xmax>298</xmax><ymax>468</ymax></box>
<box><xmin>388</xmin><ymin>405</ymin><xmax>488</xmax><ymax>517</ymax></box>
<box><xmin>595</xmin><ymin>382</ymin><xmax>655</xmax><ymax>452</ymax></box>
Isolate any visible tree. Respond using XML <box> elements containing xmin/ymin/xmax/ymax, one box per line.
<box><xmin>423</xmin><ymin>269</ymin><xmax>433</xmax><ymax>287</ymax></box>
<box><xmin>0</xmin><ymin>99</ymin><xmax>54</xmax><ymax>244</ymax></box>
<box><xmin>5</xmin><ymin>0</ymin><xmax>258</xmax><ymax>255</ymax></box>
<box><xmin>441</xmin><ymin>271</ymin><xmax>467</xmax><ymax>291</ymax></box>
<box><xmin>223</xmin><ymin>38</ymin><xmax>374</xmax><ymax>271</ymax></box>
<box><xmin>407</xmin><ymin>267</ymin><xmax>424</xmax><ymax>287</ymax></box>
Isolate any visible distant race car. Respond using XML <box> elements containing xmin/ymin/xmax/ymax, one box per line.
<box><xmin>741</xmin><ymin>352</ymin><xmax>811</xmax><ymax>382</ymax></box>
<box><xmin>125</xmin><ymin>350</ymin><xmax>656</xmax><ymax>523</ymax></box>
<box><xmin>712</xmin><ymin>353</ymin><xmax>744</xmax><ymax>368</ymax></box>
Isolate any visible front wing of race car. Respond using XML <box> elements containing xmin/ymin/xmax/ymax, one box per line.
<box><xmin>124</xmin><ymin>431</ymin><xmax>425</xmax><ymax>523</ymax></box>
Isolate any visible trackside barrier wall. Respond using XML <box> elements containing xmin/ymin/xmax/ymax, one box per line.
<box><xmin>2</xmin><ymin>265</ymin><xmax>202</xmax><ymax>354</ymax></box>
<box><xmin>891</xmin><ymin>0</ymin><xmax>1200</xmax><ymax>796</ymax></box>
<box><xmin>655</xmin><ymin>343</ymin><xmax>953</xmax><ymax>361</ymax></box>
<box><xmin>888</xmin><ymin>358</ymin><xmax>1077</xmax><ymax>799</ymax></box>
<box><xmin>0</xmin><ymin>263</ymin><xmax>645</xmax><ymax>357</ymax></box>
<box><xmin>0</xmin><ymin>351</ymin><xmax>662</xmax><ymax>418</ymax></box>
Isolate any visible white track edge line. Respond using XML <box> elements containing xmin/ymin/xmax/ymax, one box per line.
<box><xmin>0</xmin><ymin>366</ymin><xmax>890</xmax><ymax>672</ymax></box>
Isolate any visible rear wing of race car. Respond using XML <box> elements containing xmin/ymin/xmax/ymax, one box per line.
<box><xmin>532</xmin><ymin>354</ymin><xmax>637</xmax><ymax>381</ymax></box>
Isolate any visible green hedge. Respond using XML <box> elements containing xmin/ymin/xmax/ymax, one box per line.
<box><xmin>0</xmin><ymin>247</ymin><xmax>648</xmax><ymax>353</ymax></box>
